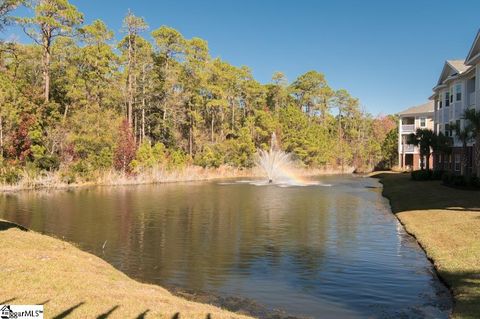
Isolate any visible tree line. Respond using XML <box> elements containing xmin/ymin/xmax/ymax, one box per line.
<box><xmin>0</xmin><ymin>0</ymin><xmax>397</xmax><ymax>184</ymax></box>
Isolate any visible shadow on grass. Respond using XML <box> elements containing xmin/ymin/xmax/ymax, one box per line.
<box><xmin>440</xmin><ymin>270</ymin><xmax>480</xmax><ymax>318</ymax></box>
<box><xmin>96</xmin><ymin>305</ymin><xmax>119</xmax><ymax>319</ymax></box>
<box><xmin>52</xmin><ymin>302</ymin><xmax>85</xmax><ymax>319</ymax></box>
<box><xmin>0</xmin><ymin>220</ymin><xmax>28</xmax><ymax>232</ymax></box>
<box><xmin>135</xmin><ymin>309</ymin><xmax>149</xmax><ymax>319</ymax></box>
<box><xmin>444</xmin><ymin>207</ymin><xmax>480</xmax><ymax>212</ymax></box>
<box><xmin>0</xmin><ymin>297</ymin><xmax>16</xmax><ymax>304</ymax></box>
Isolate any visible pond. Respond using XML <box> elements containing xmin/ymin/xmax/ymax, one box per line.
<box><xmin>0</xmin><ymin>175</ymin><xmax>451</xmax><ymax>318</ymax></box>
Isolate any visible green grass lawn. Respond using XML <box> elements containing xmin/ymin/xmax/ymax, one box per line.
<box><xmin>374</xmin><ymin>172</ymin><xmax>480</xmax><ymax>319</ymax></box>
<box><xmin>0</xmin><ymin>220</ymin><xmax>251</xmax><ymax>319</ymax></box>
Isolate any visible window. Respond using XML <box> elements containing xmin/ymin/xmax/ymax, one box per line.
<box><xmin>445</xmin><ymin>92</ymin><xmax>450</xmax><ymax>107</ymax></box>
<box><xmin>420</xmin><ymin>117</ymin><xmax>426</xmax><ymax>127</ymax></box>
<box><xmin>439</xmin><ymin>100</ymin><xmax>443</xmax><ymax>108</ymax></box>
<box><xmin>445</xmin><ymin>123</ymin><xmax>450</xmax><ymax>137</ymax></box>
<box><xmin>455</xmin><ymin>154</ymin><xmax>461</xmax><ymax>172</ymax></box>
<box><xmin>456</xmin><ymin>84</ymin><xmax>462</xmax><ymax>101</ymax></box>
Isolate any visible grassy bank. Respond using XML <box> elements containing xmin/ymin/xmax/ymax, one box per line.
<box><xmin>0</xmin><ymin>220</ymin><xmax>252</xmax><ymax>319</ymax></box>
<box><xmin>0</xmin><ymin>165</ymin><xmax>354</xmax><ymax>192</ymax></box>
<box><xmin>374</xmin><ymin>172</ymin><xmax>480</xmax><ymax>319</ymax></box>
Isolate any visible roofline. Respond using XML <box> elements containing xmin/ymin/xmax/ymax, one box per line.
<box><xmin>397</xmin><ymin>102</ymin><xmax>434</xmax><ymax>116</ymax></box>
<box><xmin>434</xmin><ymin>63</ymin><xmax>475</xmax><ymax>89</ymax></box>
<box><xmin>446</xmin><ymin>60</ymin><xmax>462</xmax><ymax>73</ymax></box>
<box><xmin>436</xmin><ymin>61</ymin><xmax>465</xmax><ymax>86</ymax></box>
<box><xmin>437</xmin><ymin>62</ymin><xmax>449</xmax><ymax>86</ymax></box>
<box><xmin>465</xmin><ymin>29</ymin><xmax>480</xmax><ymax>65</ymax></box>
<box><xmin>466</xmin><ymin>52</ymin><xmax>480</xmax><ymax>66</ymax></box>
<box><xmin>398</xmin><ymin>111</ymin><xmax>433</xmax><ymax>116</ymax></box>
<box><xmin>432</xmin><ymin>84</ymin><xmax>447</xmax><ymax>91</ymax></box>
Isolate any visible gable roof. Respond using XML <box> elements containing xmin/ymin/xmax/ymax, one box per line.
<box><xmin>447</xmin><ymin>60</ymin><xmax>469</xmax><ymax>73</ymax></box>
<box><xmin>398</xmin><ymin>101</ymin><xmax>434</xmax><ymax>116</ymax></box>
<box><xmin>436</xmin><ymin>60</ymin><xmax>468</xmax><ymax>85</ymax></box>
<box><xmin>466</xmin><ymin>29</ymin><xmax>480</xmax><ymax>65</ymax></box>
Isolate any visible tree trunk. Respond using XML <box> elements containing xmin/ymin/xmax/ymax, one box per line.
<box><xmin>141</xmin><ymin>107</ymin><xmax>145</xmax><ymax>144</ymax></box>
<box><xmin>63</xmin><ymin>104</ymin><xmax>69</xmax><ymax>122</ymax></box>
<box><xmin>211</xmin><ymin>116</ymin><xmax>214</xmax><ymax>143</ymax></box>
<box><xmin>163</xmin><ymin>60</ymin><xmax>169</xmax><ymax>122</ymax></box>
<box><xmin>189</xmin><ymin>127</ymin><xmax>193</xmax><ymax>155</ymax></box>
<box><xmin>127</xmin><ymin>34</ymin><xmax>134</xmax><ymax>126</ymax></box>
<box><xmin>420</xmin><ymin>152</ymin><xmax>425</xmax><ymax>170</ymax></box>
<box><xmin>42</xmin><ymin>34</ymin><xmax>51</xmax><ymax>103</ymax></box>
<box><xmin>230</xmin><ymin>98</ymin><xmax>235</xmax><ymax>130</ymax></box>
<box><xmin>475</xmin><ymin>135</ymin><xmax>480</xmax><ymax>176</ymax></box>
<box><xmin>462</xmin><ymin>141</ymin><xmax>468</xmax><ymax>176</ymax></box>
<box><xmin>0</xmin><ymin>114</ymin><xmax>3</xmax><ymax>158</ymax></box>
<box><xmin>189</xmin><ymin>103</ymin><xmax>193</xmax><ymax>155</ymax></box>
<box><xmin>141</xmin><ymin>64</ymin><xmax>146</xmax><ymax>144</ymax></box>
<box><xmin>134</xmin><ymin>112</ymin><xmax>137</xmax><ymax>144</ymax></box>
<box><xmin>220</xmin><ymin>110</ymin><xmax>224</xmax><ymax>139</ymax></box>
<box><xmin>426</xmin><ymin>153</ymin><xmax>430</xmax><ymax>171</ymax></box>
<box><xmin>338</xmin><ymin>111</ymin><xmax>343</xmax><ymax>173</ymax></box>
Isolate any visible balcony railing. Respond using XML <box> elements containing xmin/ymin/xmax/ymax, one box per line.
<box><xmin>401</xmin><ymin>144</ymin><xmax>415</xmax><ymax>153</ymax></box>
<box><xmin>401</xmin><ymin>124</ymin><xmax>415</xmax><ymax>133</ymax></box>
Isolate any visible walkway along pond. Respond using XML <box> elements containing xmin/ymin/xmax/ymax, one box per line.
<box><xmin>0</xmin><ymin>175</ymin><xmax>452</xmax><ymax>318</ymax></box>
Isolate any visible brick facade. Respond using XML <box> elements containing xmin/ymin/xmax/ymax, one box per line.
<box><xmin>433</xmin><ymin>146</ymin><xmax>475</xmax><ymax>175</ymax></box>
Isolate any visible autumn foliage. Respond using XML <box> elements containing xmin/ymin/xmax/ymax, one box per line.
<box><xmin>114</xmin><ymin>120</ymin><xmax>137</xmax><ymax>173</ymax></box>
<box><xmin>7</xmin><ymin>114</ymin><xmax>36</xmax><ymax>163</ymax></box>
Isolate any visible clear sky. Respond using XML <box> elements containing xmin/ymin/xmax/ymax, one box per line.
<box><xmin>7</xmin><ymin>0</ymin><xmax>480</xmax><ymax>115</ymax></box>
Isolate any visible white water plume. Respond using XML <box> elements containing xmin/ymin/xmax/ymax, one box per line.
<box><xmin>256</xmin><ymin>133</ymin><xmax>293</xmax><ymax>183</ymax></box>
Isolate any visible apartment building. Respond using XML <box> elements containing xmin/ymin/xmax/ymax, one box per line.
<box><xmin>430</xmin><ymin>30</ymin><xmax>480</xmax><ymax>174</ymax></box>
<box><xmin>397</xmin><ymin>102</ymin><xmax>434</xmax><ymax>170</ymax></box>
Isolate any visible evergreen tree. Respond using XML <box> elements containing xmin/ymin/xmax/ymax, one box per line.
<box><xmin>18</xmin><ymin>0</ymin><xmax>83</xmax><ymax>103</ymax></box>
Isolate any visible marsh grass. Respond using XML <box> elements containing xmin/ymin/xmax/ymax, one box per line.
<box><xmin>374</xmin><ymin>172</ymin><xmax>480</xmax><ymax>319</ymax></box>
<box><xmin>0</xmin><ymin>165</ymin><xmax>353</xmax><ymax>192</ymax></box>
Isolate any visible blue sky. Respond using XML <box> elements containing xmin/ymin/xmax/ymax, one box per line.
<box><xmin>7</xmin><ymin>0</ymin><xmax>480</xmax><ymax>115</ymax></box>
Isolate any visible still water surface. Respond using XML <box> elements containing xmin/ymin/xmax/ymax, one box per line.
<box><xmin>0</xmin><ymin>175</ymin><xmax>451</xmax><ymax>318</ymax></box>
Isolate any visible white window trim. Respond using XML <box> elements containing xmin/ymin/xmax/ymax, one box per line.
<box><xmin>455</xmin><ymin>154</ymin><xmax>461</xmax><ymax>171</ymax></box>
<box><xmin>455</xmin><ymin>83</ymin><xmax>462</xmax><ymax>101</ymax></box>
<box><xmin>419</xmin><ymin>117</ymin><xmax>426</xmax><ymax>128</ymax></box>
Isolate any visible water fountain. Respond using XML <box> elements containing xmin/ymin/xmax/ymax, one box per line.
<box><xmin>256</xmin><ymin>133</ymin><xmax>293</xmax><ymax>184</ymax></box>
<box><xmin>254</xmin><ymin>133</ymin><xmax>331</xmax><ymax>187</ymax></box>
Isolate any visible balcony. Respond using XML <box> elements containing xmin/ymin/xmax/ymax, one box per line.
<box><xmin>401</xmin><ymin>144</ymin><xmax>415</xmax><ymax>153</ymax></box>
<box><xmin>401</xmin><ymin>124</ymin><xmax>415</xmax><ymax>133</ymax></box>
